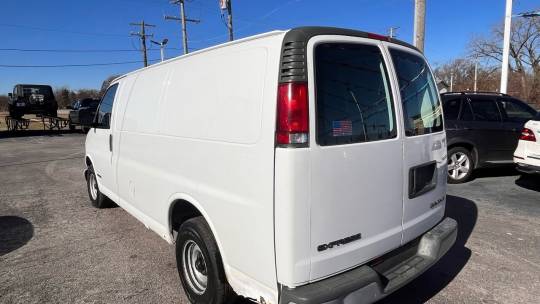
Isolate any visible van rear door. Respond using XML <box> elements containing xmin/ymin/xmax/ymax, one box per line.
<box><xmin>386</xmin><ymin>45</ymin><xmax>447</xmax><ymax>244</ymax></box>
<box><xmin>307</xmin><ymin>37</ymin><xmax>404</xmax><ymax>280</ymax></box>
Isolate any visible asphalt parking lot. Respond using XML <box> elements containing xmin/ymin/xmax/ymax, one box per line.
<box><xmin>1</xmin><ymin>133</ymin><xmax>539</xmax><ymax>304</ymax></box>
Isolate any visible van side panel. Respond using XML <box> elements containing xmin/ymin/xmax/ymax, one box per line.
<box><xmin>274</xmin><ymin>149</ymin><xmax>312</xmax><ymax>286</ymax></box>
<box><xmin>115</xmin><ymin>34</ymin><xmax>284</xmax><ymax>302</ymax></box>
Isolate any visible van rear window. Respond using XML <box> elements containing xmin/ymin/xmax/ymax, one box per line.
<box><xmin>314</xmin><ymin>43</ymin><xmax>397</xmax><ymax>146</ymax></box>
<box><xmin>390</xmin><ymin>49</ymin><xmax>443</xmax><ymax>136</ymax></box>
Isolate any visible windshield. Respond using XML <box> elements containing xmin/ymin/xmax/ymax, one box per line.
<box><xmin>390</xmin><ymin>49</ymin><xmax>443</xmax><ymax>136</ymax></box>
<box><xmin>21</xmin><ymin>86</ymin><xmax>53</xmax><ymax>97</ymax></box>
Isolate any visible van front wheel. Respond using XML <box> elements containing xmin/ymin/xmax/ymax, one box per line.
<box><xmin>176</xmin><ymin>217</ymin><xmax>235</xmax><ymax>304</ymax></box>
<box><xmin>86</xmin><ymin>165</ymin><xmax>112</xmax><ymax>208</ymax></box>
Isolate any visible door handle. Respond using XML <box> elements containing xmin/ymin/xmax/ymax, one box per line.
<box><xmin>109</xmin><ymin>134</ymin><xmax>113</xmax><ymax>152</ymax></box>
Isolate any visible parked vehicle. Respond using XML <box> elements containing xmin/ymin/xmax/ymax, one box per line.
<box><xmin>7</xmin><ymin>84</ymin><xmax>58</xmax><ymax>118</ymax></box>
<box><xmin>514</xmin><ymin>113</ymin><xmax>540</xmax><ymax>174</ymax></box>
<box><xmin>85</xmin><ymin>27</ymin><xmax>456</xmax><ymax>304</ymax></box>
<box><xmin>441</xmin><ymin>92</ymin><xmax>538</xmax><ymax>183</ymax></box>
<box><xmin>68</xmin><ymin>98</ymin><xmax>100</xmax><ymax>131</ymax></box>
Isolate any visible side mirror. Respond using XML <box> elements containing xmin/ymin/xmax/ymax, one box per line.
<box><xmin>8</xmin><ymin>93</ymin><xmax>12</xmax><ymax>99</ymax></box>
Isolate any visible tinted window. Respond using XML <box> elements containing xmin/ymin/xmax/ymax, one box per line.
<box><xmin>442</xmin><ymin>98</ymin><xmax>461</xmax><ymax>120</ymax></box>
<box><xmin>21</xmin><ymin>85</ymin><xmax>53</xmax><ymax>97</ymax></box>
<box><xmin>81</xmin><ymin>99</ymin><xmax>99</xmax><ymax>108</ymax></box>
<box><xmin>390</xmin><ymin>49</ymin><xmax>443</xmax><ymax>136</ymax></box>
<box><xmin>460</xmin><ymin>101</ymin><xmax>474</xmax><ymax>121</ymax></box>
<box><xmin>314</xmin><ymin>43</ymin><xmax>396</xmax><ymax>146</ymax></box>
<box><xmin>469</xmin><ymin>98</ymin><xmax>500</xmax><ymax>122</ymax></box>
<box><xmin>498</xmin><ymin>99</ymin><xmax>536</xmax><ymax>122</ymax></box>
<box><xmin>96</xmin><ymin>84</ymin><xmax>118</xmax><ymax>129</ymax></box>
<box><xmin>534</xmin><ymin>112</ymin><xmax>540</xmax><ymax>121</ymax></box>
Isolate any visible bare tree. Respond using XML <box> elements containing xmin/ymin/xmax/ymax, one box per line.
<box><xmin>434</xmin><ymin>59</ymin><xmax>499</xmax><ymax>92</ymax></box>
<box><xmin>0</xmin><ymin>95</ymin><xmax>9</xmax><ymax>112</ymax></box>
<box><xmin>470</xmin><ymin>17</ymin><xmax>540</xmax><ymax>105</ymax></box>
<box><xmin>53</xmin><ymin>87</ymin><xmax>101</xmax><ymax>109</ymax></box>
<box><xmin>100</xmin><ymin>75</ymin><xmax>121</xmax><ymax>96</ymax></box>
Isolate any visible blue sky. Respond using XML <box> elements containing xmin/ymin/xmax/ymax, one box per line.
<box><xmin>0</xmin><ymin>0</ymin><xmax>538</xmax><ymax>93</ymax></box>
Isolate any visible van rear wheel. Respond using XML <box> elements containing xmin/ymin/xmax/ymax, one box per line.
<box><xmin>86</xmin><ymin>165</ymin><xmax>112</xmax><ymax>208</ymax></box>
<box><xmin>176</xmin><ymin>217</ymin><xmax>235</xmax><ymax>304</ymax></box>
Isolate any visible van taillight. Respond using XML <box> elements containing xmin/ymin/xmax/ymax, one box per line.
<box><xmin>276</xmin><ymin>82</ymin><xmax>309</xmax><ymax>147</ymax></box>
<box><xmin>520</xmin><ymin>128</ymin><xmax>536</xmax><ymax>142</ymax></box>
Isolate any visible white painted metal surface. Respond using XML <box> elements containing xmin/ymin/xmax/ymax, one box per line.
<box><xmin>514</xmin><ymin>120</ymin><xmax>540</xmax><ymax>167</ymax></box>
<box><xmin>85</xmin><ymin>28</ymin><xmax>447</xmax><ymax>302</ymax></box>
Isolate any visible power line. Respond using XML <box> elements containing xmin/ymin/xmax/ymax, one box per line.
<box><xmin>0</xmin><ymin>59</ymin><xmax>160</xmax><ymax>68</ymax></box>
<box><xmin>0</xmin><ymin>23</ymin><xmax>127</xmax><ymax>37</ymax></box>
<box><xmin>0</xmin><ymin>48</ymin><xmax>165</xmax><ymax>53</ymax></box>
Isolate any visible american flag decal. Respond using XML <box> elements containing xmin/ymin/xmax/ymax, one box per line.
<box><xmin>332</xmin><ymin>120</ymin><xmax>353</xmax><ymax>136</ymax></box>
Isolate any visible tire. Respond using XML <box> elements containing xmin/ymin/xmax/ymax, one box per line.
<box><xmin>176</xmin><ymin>217</ymin><xmax>235</xmax><ymax>304</ymax></box>
<box><xmin>69</xmin><ymin>123</ymin><xmax>76</xmax><ymax>131</ymax></box>
<box><xmin>447</xmin><ymin>147</ymin><xmax>474</xmax><ymax>184</ymax></box>
<box><xmin>86</xmin><ymin>165</ymin><xmax>112</xmax><ymax>208</ymax></box>
<box><xmin>82</xmin><ymin>126</ymin><xmax>90</xmax><ymax>133</ymax></box>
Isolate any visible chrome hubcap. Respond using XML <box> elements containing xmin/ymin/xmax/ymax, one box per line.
<box><xmin>448</xmin><ymin>152</ymin><xmax>470</xmax><ymax>180</ymax></box>
<box><xmin>89</xmin><ymin>173</ymin><xmax>98</xmax><ymax>200</ymax></box>
<box><xmin>182</xmin><ymin>240</ymin><xmax>208</xmax><ymax>295</ymax></box>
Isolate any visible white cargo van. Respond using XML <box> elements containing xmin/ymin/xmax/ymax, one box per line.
<box><xmin>85</xmin><ymin>27</ymin><xmax>457</xmax><ymax>304</ymax></box>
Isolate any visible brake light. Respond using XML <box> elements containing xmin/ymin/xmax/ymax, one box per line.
<box><xmin>276</xmin><ymin>82</ymin><xmax>309</xmax><ymax>146</ymax></box>
<box><xmin>520</xmin><ymin>128</ymin><xmax>536</xmax><ymax>142</ymax></box>
<box><xmin>367</xmin><ymin>32</ymin><xmax>389</xmax><ymax>41</ymax></box>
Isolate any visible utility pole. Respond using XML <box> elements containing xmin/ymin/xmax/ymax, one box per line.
<box><xmin>450</xmin><ymin>73</ymin><xmax>454</xmax><ymax>92</ymax></box>
<box><xmin>500</xmin><ymin>0</ymin><xmax>513</xmax><ymax>94</ymax></box>
<box><xmin>226</xmin><ymin>0</ymin><xmax>233</xmax><ymax>41</ymax></box>
<box><xmin>165</xmin><ymin>0</ymin><xmax>200</xmax><ymax>54</ymax></box>
<box><xmin>388</xmin><ymin>27</ymin><xmax>399</xmax><ymax>38</ymax></box>
<box><xmin>474</xmin><ymin>60</ymin><xmax>478</xmax><ymax>91</ymax></box>
<box><xmin>130</xmin><ymin>21</ymin><xmax>155</xmax><ymax>67</ymax></box>
<box><xmin>413</xmin><ymin>0</ymin><xmax>426</xmax><ymax>52</ymax></box>
<box><xmin>219</xmin><ymin>0</ymin><xmax>234</xmax><ymax>41</ymax></box>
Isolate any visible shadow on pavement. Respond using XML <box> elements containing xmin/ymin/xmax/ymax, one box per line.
<box><xmin>0</xmin><ymin>129</ymin><xmax>81</xmax><ymax>139</ymax></box>
<box><xmin>471</xmin><ymin>165</ymin><xmax>519</xmax><ymax>180</ymax></box>
<box><xmin>515</xmin><ymin>174</ymin><xmax>540</xmax><ymax>192</ymax></box>
<box><xmin>0</xmin><ymin>216</ymin><xmax>34</xmax><ymax>256</ymax></box>
<box><xmin>378</xmin><ymin>195</ymin><xmax>477</xmax><ymax>303</ymax></box>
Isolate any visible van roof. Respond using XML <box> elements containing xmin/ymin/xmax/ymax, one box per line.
<box><xmin>112</xmin><ymin>26</ymin><xmax>419</xmax><ymax>84</ymax></box>
<box><xmin>279</xmin><ymin>27</ymin><xmax>419</xmax><ymax>83</ymax></box>
<box><xmin>112</xmin><ymin>30</ymin><xmax>287</xmax><ymax>82</ymax></box>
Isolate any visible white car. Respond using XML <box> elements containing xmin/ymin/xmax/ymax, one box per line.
<box><xmin>514</xmin><ymin>113</ymin><xmax>540</xmax><ymax>174</ymax></box>
<box><xmin>85</xmin><ymin>27</ymin><xmax>457</xmax><ymax>304</ymax></box>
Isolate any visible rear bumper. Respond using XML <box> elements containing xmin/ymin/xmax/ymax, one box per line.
<box><xmin>279</xmin><ymin>217</ymin><xmax>457</xmax><ymax>304</ymax></box>
<box><xmin>515</xmin><ymin>162</ymin><xmax>540</xmax><ymax>175</ymax></box>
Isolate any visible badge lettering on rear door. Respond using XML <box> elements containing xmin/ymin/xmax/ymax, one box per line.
<box><xmin>430</xmin><ymin>196</ymin><xmax>445</xmax><ymax>209</ymax></box>
<box><xmin>317</xmin><ymin>233</ymin><xmax>362</xmax><ymax>252</ymax></box>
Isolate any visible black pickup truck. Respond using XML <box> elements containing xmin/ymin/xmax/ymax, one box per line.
<box><xmin>8</xmin><ymin>84</ymin><xmax>58</xmax><ymax>118</ymax></box>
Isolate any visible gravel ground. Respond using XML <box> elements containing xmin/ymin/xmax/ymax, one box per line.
<box><xmin>1</xmin><ymin>134</ymin><xmax>539</xmax><ymax>304</ymax></box>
